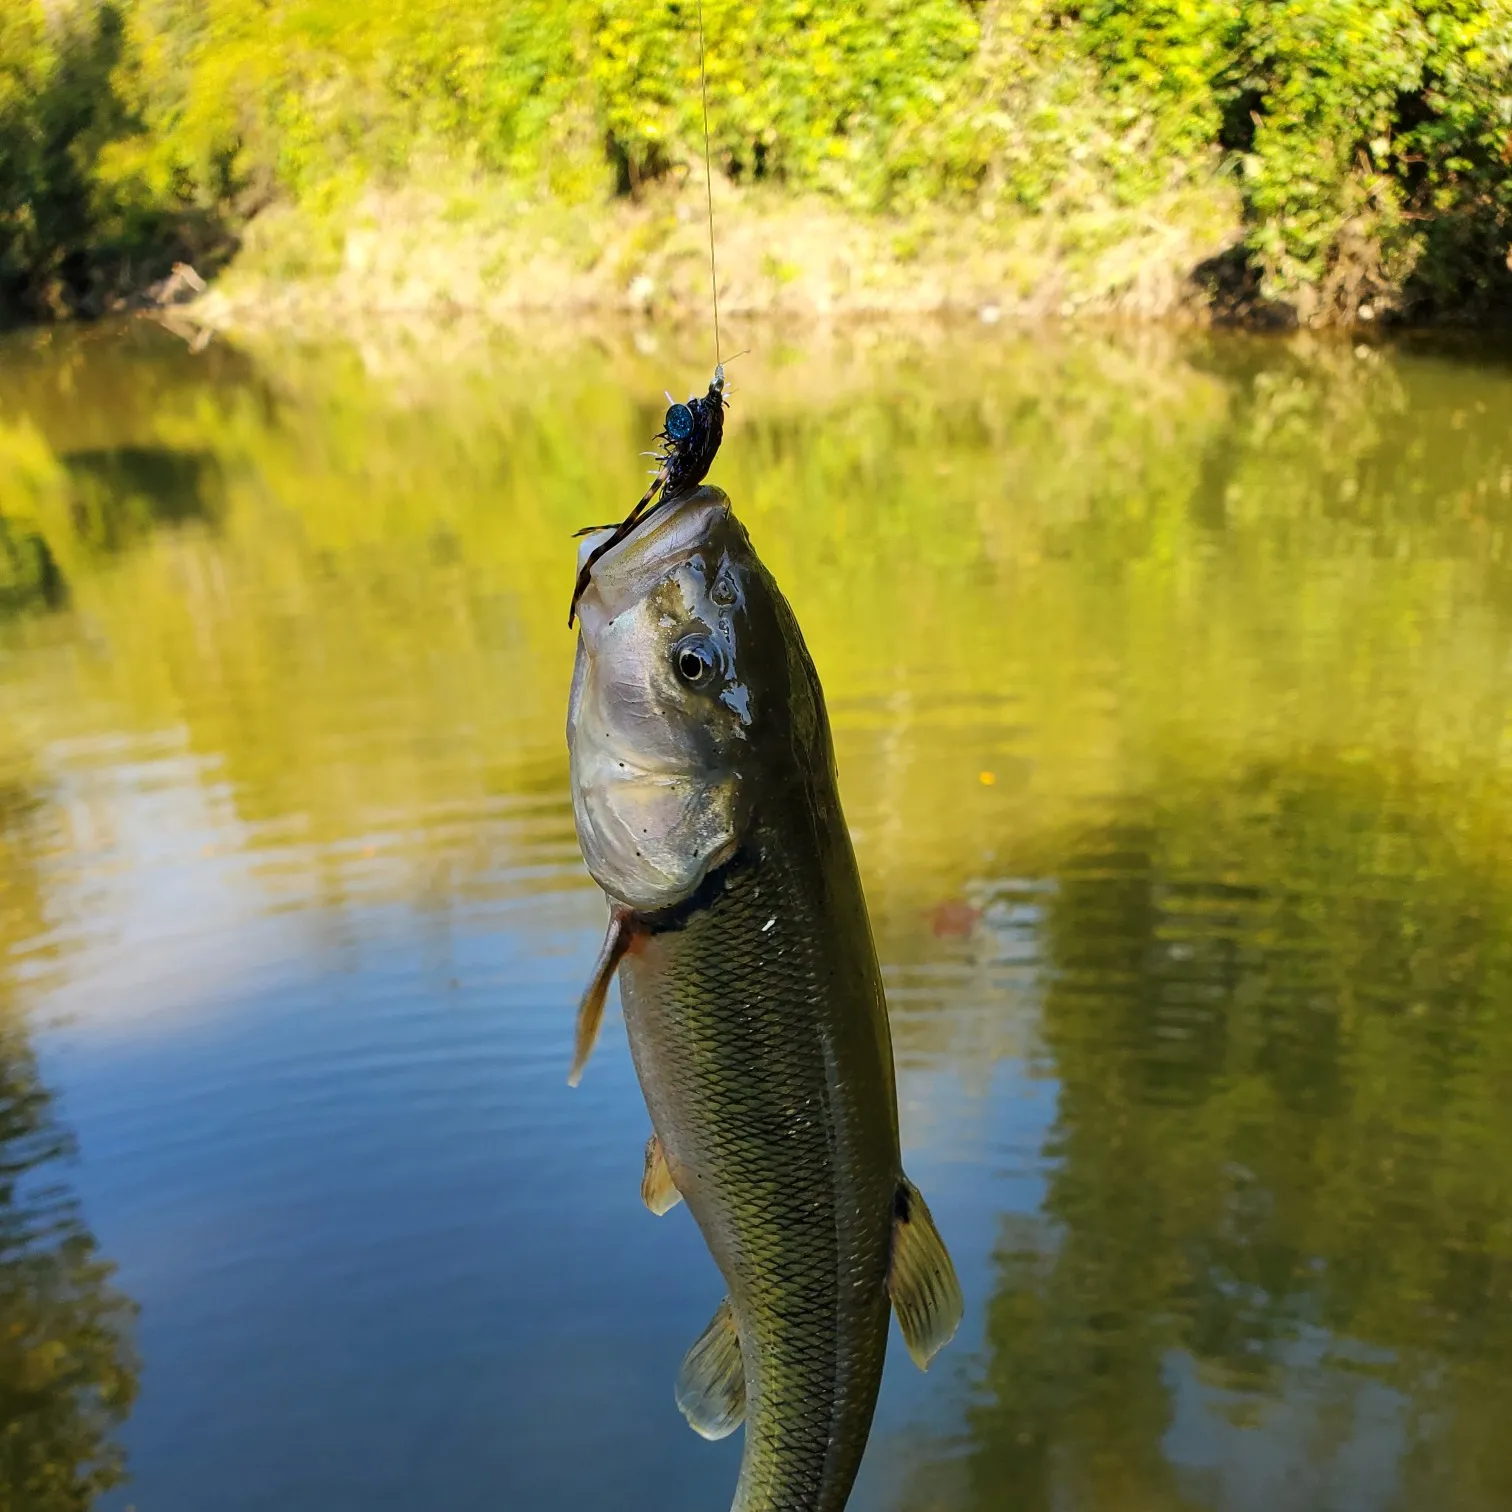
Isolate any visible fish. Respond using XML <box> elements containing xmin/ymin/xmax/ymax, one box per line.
<box><xmin>566</xmin><ymin>484</ymin><xmax>964</xmax><ymax>1512</ymax></box>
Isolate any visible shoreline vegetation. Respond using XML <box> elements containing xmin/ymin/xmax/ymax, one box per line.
<box><xmin>3</xmin><ymin>0</ymin><xmax>1511</xmax><ymax>333</ymax></box>
<box><xmin>189</xmin><ymin>174</ymin><xmax>1247</xmax><ymax>331</ymax></box>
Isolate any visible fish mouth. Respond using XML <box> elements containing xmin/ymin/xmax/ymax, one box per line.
<box><xmin>567</xmin><ymin>484</ymin><xmax>745</xmax><ymax>912</ymax></box>
<box><xmin>571</xmin><ymin>486</ymin><xmax>732</xmax><ymax>631</ymax></box>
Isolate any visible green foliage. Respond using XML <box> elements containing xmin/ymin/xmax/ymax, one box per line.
<box><xmin>1</xmin><ymin>0</ymin><xmax>1510</xmax><ymax>322</ymax></box>
<box><xmin>1230</xmin><ymin>0</ymin><xmax>1512</xmax><ymax>316</ymax></box>
<box><xmin>594</xmin><ymin>0</ymin><xmax>978</xmax><ymax>199</ymax></box>
<box><xmin>1073</xmin><ymin>0</ymin><xmax>1512</xmax><ymax>315</ymax></box>
<box><xmin>0</xmin><ymin>2</ymin><xmax>126</xmax><ymax>316</ymax></box>
<box><xmin>0</xmin><ymin>0</ymin><xmax>220</xmax><ymax>320</ymax></box>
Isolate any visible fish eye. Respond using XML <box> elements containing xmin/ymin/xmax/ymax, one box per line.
<box><xmin>673</xmin><ymin>636</ymin><xmax>720</xmax><ymax>689</ymax></box>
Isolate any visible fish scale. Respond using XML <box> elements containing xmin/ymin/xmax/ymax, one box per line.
<box><xmin>622</xmin><ymin>798</ymin><xmax>899</xmax><ymax>1512</ymax></box>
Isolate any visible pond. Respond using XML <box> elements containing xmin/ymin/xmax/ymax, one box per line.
<box><xmin>2</xmin><ymin>317</ymin><xmax>1511</xmax><ymax>1512</ymax></box>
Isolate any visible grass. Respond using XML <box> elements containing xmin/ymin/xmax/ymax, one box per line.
<box><xmin>190</xmin><ymin>169</ymin><xmax>1246</xmax><ymax>332</ymax></box>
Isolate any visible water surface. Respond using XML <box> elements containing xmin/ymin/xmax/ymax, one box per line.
<box><xmin>2</xmin><ymin>319</ymin><xmax>1511</xmax><ymax>1511</ymax></box>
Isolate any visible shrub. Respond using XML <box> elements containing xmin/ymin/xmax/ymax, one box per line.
<box><xmin>2</xmin><ymin>0</ymin><xmax>1510</xmax><ymax>324</ymax></box>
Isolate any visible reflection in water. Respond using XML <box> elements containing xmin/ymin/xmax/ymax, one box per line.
<box><xmin>0</xmin><ymin>518</ymin><xmax>65</xmax><ymax>618</ymax></box>
<box><xmin>0</xmin><ymin>320</ymin><xmax>1511</xmax><ymax>1509</ymax></box>
<box><xmin>60</xmin><ymin>446</ymin><xmax>227</xmax><ymax>551</ymax></box>
<box><xmin>949</xmin><ymin>762</ymin><xmax>1512</xmax><ymax>1512</ymax></box>
<box><xmin>0</xmin><ymin>797</ymin><xmax>138</xmax><ymax>1509</ymax></box>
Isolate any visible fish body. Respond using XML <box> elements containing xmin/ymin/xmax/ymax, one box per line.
<box><xmin>567</xmin><ymin>487</ymin><xmax>961</xmax><ymax>1512</ymax></box>
<box><xmin>623</xmin><ymin>811</ymin><xmax>897</xmax><ymax>1510</ymax></box>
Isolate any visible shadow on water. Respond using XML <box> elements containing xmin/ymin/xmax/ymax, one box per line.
<box><xmin>0</xmin><ymin>519</ymin><xmax>67</xmax><ymax>618</ymax></box>
<box><xmin>0</xmin><ymin>798</ymin><xmax>139</xmax><ymax>1510</ymax></box>
<box><xmin>0</xmin><ymin>441</ymin><xmax>223</xmax><ymax>619</ymax></box>
<box><xmin>0</xmin><ymin>323</ymin><xmax>241</xmax><ymax>618</ymax></box>
<box><xmin>59</xmin><ymin>446</ymin><xmax>227</xmax><ymax>551</ymax></box>
<box><xmin>917</xmin><ymin>755</ymin><xmax>1512</xmax><ymax>1512</ymax></box>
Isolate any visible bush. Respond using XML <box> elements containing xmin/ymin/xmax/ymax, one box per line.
<box><xmin>0</xmin><ymin>2</ymin><xmax>127</xmax><ymax>316</ymax></box>
<box><xmin>0</xmin><ymin>0</ymin><xmax>223</xmax><ymax>320</ymax></box>
<box><xmin>1</xmin><ymin>0</ymin><xmax>1510</xmax><ymax>324</ymax></box>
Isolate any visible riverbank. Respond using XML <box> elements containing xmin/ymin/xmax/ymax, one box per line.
<box><xmin>7</xmin><ymin>1</ymin><xmax>1511</xmax><ymax>336</ymax></box>
<box><xmin>183</xmin><ymin>173</ymin><xmax>1248</xmax><ymax>333</ymax></box>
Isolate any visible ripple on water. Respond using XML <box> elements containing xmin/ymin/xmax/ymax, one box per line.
<box><xmin>3</xmin><ymin>323</ymin><xmax>1512</xmax><ymax>1511</ymax></box>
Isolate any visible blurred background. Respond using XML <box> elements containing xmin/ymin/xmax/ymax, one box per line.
<box><xmin>4</xmin><ymin>6</ymin><xmax>1512</xmax><ymax>1512</ymax></box>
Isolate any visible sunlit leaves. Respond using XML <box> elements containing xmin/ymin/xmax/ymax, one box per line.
<box><xmin>2</xmin><ymin>2</ymin><xmax>1512</xmax><ymax>319</ymax></box>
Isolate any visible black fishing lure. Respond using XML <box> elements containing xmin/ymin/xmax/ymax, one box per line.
<box><xmin>568</xmin><ymin>364</ymin><xmax>727</xmax><ymax>626</ymax></box>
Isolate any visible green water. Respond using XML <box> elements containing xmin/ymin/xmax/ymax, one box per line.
<box><xmin>2</xmin><ymin>318</ymin><xmax>1511</xmax><ymax>1512</ymax></box>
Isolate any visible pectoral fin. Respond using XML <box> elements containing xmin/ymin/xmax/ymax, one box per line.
<box><xmin>675</xmin><ymin>1297</ymin><xmax>745</xmax><ymax>1441</ymax></box>
<box><xmin>888</xmin><ymin>1177</ymin><xmax>964</xmax><ymax>1371</ymax></box>
<box><xmin>641</xmin><ymin>1133</ymin><xmax>683</xmax><ymax>1216</ymax></box>
<box><xmin>568</xmin><ymin>907</ymin><xmax>635</xmax><ymax>1087</ymax></box>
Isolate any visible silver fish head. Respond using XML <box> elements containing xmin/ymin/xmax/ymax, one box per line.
<box><xmin>566</xmin><ymin>486</ymin><xmax>819</xmax><ymax>911</ymax></box>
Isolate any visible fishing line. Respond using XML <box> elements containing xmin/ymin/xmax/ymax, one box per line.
<box><xmin>566</xmin><ymin>4</ymin><xmax>726</xmax><ymax>627</ymax></box>
<box><xmin>696</xmin><ymin>0</ymin><xmax>722</xmax><ymax>367</ymax></box>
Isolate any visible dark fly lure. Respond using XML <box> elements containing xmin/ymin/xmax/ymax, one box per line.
<box><xmin>567</xmin><ymin>363</ymin><xmax>728</xmax><ymax>626</ymax></box>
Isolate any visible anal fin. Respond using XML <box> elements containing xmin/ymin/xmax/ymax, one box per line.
<box><xmin>888</xmin><ymin>1176</ymin><xmax>964</xmax><ymax>1371</ymax></box>
<box><xmin>641</xmin><ymin>1133</ymin><xmax>683</xmax><ymax>1216</ymax></box>
<box><xmin>568</xmin><ymin>906</ymin><xmax>635</xmax><ymax>1087</ymax></box>
<box><xmin>675</xmin><ymin>1297</ymin><xmax>745</xmax><ymax>1441</ymax></box>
